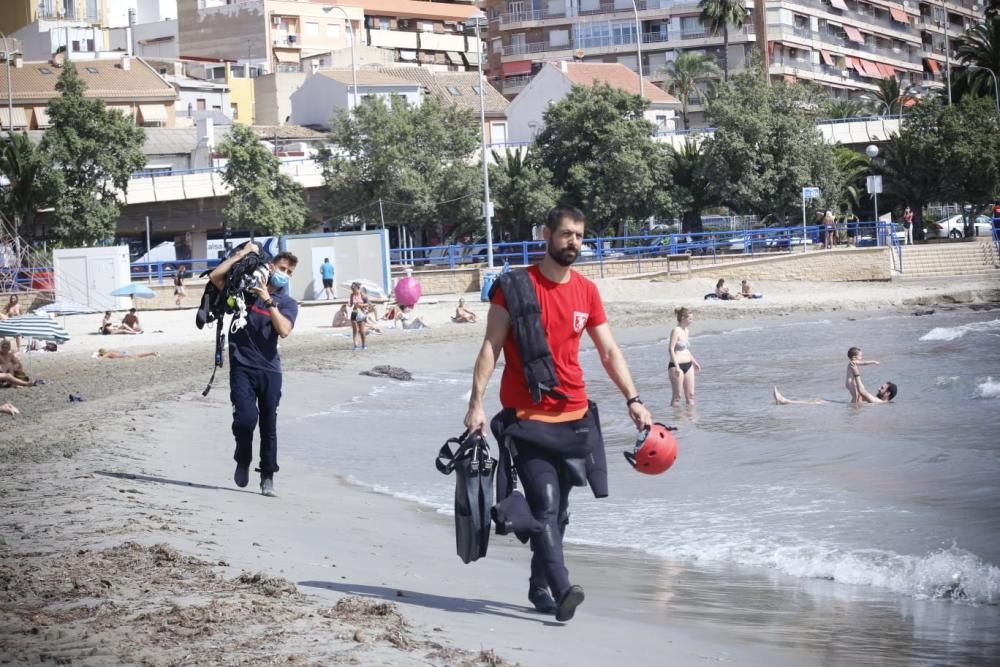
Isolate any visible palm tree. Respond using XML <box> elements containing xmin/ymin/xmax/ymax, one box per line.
<box><xmin>830</xmin><ymin>145</ymin><xmax>868</xmax><ymax>216</ymax></box>
<box><xmin>824</xmin><ymin>98</ymin><xmax>866</xmax><ymax>119</ymax></box>
<box><xmin>658</xmin><ymin>52</ymin><xmax>720</xmax><ymax>130</ymax></box>
<box><xmin>698</xmin><ymin>0</ymin><xmax>748</xmax><ymax>81</ymax></box>
<box><xmin>0</xmin><ymin>132</ymin><xmax>48</xmax><ymax>251</ymax></box>
<box><xmin>954</xmin><ymin>17</ymin><xmax>1000</xmax><ymax>100</ymax></box>
<box><xmin>488</xmin><ymin>147</ymin><xmax>559</xmax><ymax>241</ymax></box>
<box><xmin>669</xmin><ymin>140</ymin><xmax>715</xmax><ymax>234</ymax></box>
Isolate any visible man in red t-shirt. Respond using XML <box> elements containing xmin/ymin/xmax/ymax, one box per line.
<box><xmin>465</xmin><ymin>206</ymin><xmax>652</xmax><ymax>622</ymax></box>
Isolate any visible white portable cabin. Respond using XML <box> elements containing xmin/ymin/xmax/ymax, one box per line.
<box><xmin>52</xmin><ymin>246</ymin><xmax>133</xmax><ymax>311</ymax></box>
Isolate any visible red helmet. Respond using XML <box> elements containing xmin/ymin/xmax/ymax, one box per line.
<box><xmin>624</xmin><ymin>423</ymin><xmax>678</xmax><ymax>475</ymax></box>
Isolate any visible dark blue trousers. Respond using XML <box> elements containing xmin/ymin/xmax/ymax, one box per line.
<box><xmin>230</xmin><ymin>365</ymin><xmax>282</xmax><ymax>475</ymax></box>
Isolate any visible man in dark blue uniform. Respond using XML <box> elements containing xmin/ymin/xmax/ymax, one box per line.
<box><xmin>209</xmin><ymin>243</ymin><xmax>298</xmax><ymax>497</ymax></box>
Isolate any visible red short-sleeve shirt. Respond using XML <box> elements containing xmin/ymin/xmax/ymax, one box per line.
<box><xmin>491</xmin><ymin>265</ymin><xmax>607</xmax><ymax>414</ymax></box>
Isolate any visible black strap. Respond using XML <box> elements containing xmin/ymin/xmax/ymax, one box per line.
<box><xmin>202</xmin><ymin>317</ymin><xmax>225</xmax><ymax>397</ymax></box>
<box><xmin>436</xmin><ymin>430</ymin><xmax>491</xmax><ymax>475</ymax></box>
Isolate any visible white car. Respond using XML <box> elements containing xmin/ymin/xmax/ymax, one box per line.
<box><xmin>925</xmin><ymin>214</ymin><xmax>993</xmax><ymax>239</ymax></box>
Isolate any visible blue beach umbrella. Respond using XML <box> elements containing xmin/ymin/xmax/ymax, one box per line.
<box><xmin>111</xmin><ymin>283</ymin><xmax>156</xmax><ymax>299</ymax></box>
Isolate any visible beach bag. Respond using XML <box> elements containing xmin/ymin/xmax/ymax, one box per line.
<box><xmin>435</xmin><ymin>430</ymin><xmax>496</xmax><ymax>564</ymax></box>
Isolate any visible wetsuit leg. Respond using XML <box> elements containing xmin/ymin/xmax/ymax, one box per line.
<box><xmin>230</xmin><ymin>365</ymin><xmax>259</xmax><ymax>468</ymax></box>
<box><xmin>517</xmin><ymin>441</ymin><xmax>572</xmax><ymax>599</ymax></box>
<box><xmin>255</xmin><ymin>371</ymin><xmax>282</xmax><ymax>475</ymax></box>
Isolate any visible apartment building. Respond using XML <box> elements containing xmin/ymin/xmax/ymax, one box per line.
<box><xmin>485</xmin><ymin>0</ymin><xmax>985</xmax><ymax>125</ymax></box>
<box><xmin>0</xmin><ymin>54</ymin><xmax>179</xmax><ymax>130</ymax></box>
<box><xmin>177</xmin><ymin>0</ymin><xmax>482</xmax><ymax>76</ymax></box>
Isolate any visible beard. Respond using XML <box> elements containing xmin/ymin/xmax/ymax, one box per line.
<box><xmin>547</xmin><ymin>242</ymin><xmax>578</xmax><ymax>267</ymax></box>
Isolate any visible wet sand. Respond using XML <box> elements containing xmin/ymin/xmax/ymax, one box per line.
<box><xmin>2</xmin><ymin>275</ymin><xmax>999</xmax><ymax>665</ymax></box>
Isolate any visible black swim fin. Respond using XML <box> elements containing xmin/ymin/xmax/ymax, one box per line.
<box><xmin>436</xmin><ymin>431</ymin><xmax>496</xmax><ymax>564</ymax></box>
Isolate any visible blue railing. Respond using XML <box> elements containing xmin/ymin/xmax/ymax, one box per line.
<box><xmin>128</xmin><ymin>257</ymin><xmax>222</xmax><ymax>283</ymax></box>
<box><xmin>390</xmin><ymin>222</ymin><xmax>903</xmax><ymax>272</ymax></box>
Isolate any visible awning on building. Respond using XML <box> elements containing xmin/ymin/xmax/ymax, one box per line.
<box><xmin>830</xmin><ymin>0</ymin><xmax>849</xmax><ymax>10</ymax></box>
<box><xmin>847</xmin><ymin>56</ymin><xmax>861</xmax><ymax>71</ymax></box>
<box><xmin>924</xmin><ymin>57</ymin><xmax>940</xmax><ymax>74</ymax></box>
<box><xmin>501</xmin><ymin>60</ymin><xmax>533</xmax><ymax>77</ymax></box>
<box><xmin>399</xmin><ymin>49</ymin><xmax>418</xmax><ymax>61</ymax></box>
<box><xmin>445</xmin><ymin>52</ymin><xmax>463</xmax><ymax>65</ymax></box>
<box><xmin>878</xmin><ymin>63</ymin><xmax>896</xmax><ymax>78</ymax></box>
<box><xmin>0</xmin><ymin>107</ymin><xmax>29</xmax><ymax>129</ymax></box>
<box><xmin>33</xmin><ymin>106</ymin><xmax>51</xmax><ymax>129</ymax></box>
<box><xmin>274</xmin><ymin>50</ymin><xmax>300</xmax><ymax>64</ymax></box>
<box><xmin>843</xmin><ymin>25</ymin><xmax>864</xmax><ymax>43</ymax></box>
<box><xmin>889</xmin><ymin>6</ymin><xmax>909</xmax><ymax>23</ymax></box>
<box><xmin>860</xmin><ymin>59</ymin><xmax>883</xmax><ymax>78</ymax></box>
<box><xmin>138</xmin><ymin>104</ymin><xmax>167</xmax><ymax>124</ymax></box>
<box><xmin>820</xmin><ymin>50</ymin><xmax>835</xmax><ymax>66</ymax></box>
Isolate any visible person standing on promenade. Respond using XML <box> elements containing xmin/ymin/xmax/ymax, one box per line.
<box><xmin>668</xmin><ymin>307</ymin><xmax>701</xmax><ymax>406</ymax></box>
<box><xmin>209</xmin><ymin>244</ymin><xmax>298</xmax><ymax>497</ymax></box>
<box><xmin>464</xmin><ymin>205</ymin><xmax>652</xmax><ymax>622</ymax></box>
<box><xmin>174</xmin><ymin>265</ymin><xmax>187</xmax><ymax>307</ymax></box>
<box><xmin>320</xmin><ymin>258</ymin><xmax>335</xmax><ymax>300</ymax></box>
<box><xmin>902</xmin><ymin>206</ymin><xmax>914</xmax><ymax>245</ymax></box>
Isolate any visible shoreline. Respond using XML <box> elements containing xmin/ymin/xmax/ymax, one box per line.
<box><xmin>3</xmin><ymin>276</ymin><xmax>1000</xmax><ymax>664</ymax></box>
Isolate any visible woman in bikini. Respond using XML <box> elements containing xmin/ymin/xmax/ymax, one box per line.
<box><xmin>668</xmin><ymin>307</ymin><xmax>701</xmax><ymax>406</ymax></box>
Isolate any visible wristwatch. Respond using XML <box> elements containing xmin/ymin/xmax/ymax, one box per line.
<box><xmin>626</xmin><ymin>396</ymin><xmax>643</xmax><ymax>407</ymax></box>
<box><xmin>263</xmin><ymin>300</ymin><xmax>276</xmax><ymax>309</ymax></box>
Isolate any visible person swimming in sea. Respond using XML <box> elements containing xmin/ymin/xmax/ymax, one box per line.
<box><xmin>774</xmin><ymin>375</ymin><xmax>897</xmax><ymax>405</ymax></box>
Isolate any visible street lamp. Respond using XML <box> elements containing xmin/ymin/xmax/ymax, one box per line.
<box><xmin>322</xmin><ymin>6</ymin><xmax>358</xmax><ymax>112</ymax></box>
<box><xmin>0</xmin><ymin>32</ymin><xmax>14</xmax><ymax>135</ymax></box>
<box><xmin>967</xmin><ymin>64</ymin><xmax>1000</xmax><ymax>115</ymax></box>
<box><xmin>630</xmin><ymin>0</ymin><xmax>644</xmax><ymax>99</ymax></box>
<box><xmin>865</xmin><ymin>144</ymin><xmax>881</xmax><ymax>235</ymax></box>
<box><xmin>466</xmin><ymin>13</ymin><xmax>494</xmax><ymax>268</ymax></box>
<box><xmin>939</xmin><ymin>0</ymin><xmax>952</xmax><ymax>105</ymax></box>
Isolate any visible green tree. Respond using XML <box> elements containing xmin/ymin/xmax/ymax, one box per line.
<box><xmin>937</xmin><ymin>96</ymin><xmax>1000</xmax><ymax>209</ymax></box>
<box><xmin>880</xmin><ymin>100</ymin><xmax>945</xmax><ymax>239</ymax></box>
<box><xmin>668</xmin><ymin>140</ymin><xmax>715</xmax><ymax>234</ymax></box>
<box><xmin>954</xmin><ymin>18</ymin><xmax>1000</xmax><ymax>100</ymax></box>
<box><xmin>698</xmin><ymin>0</ymin><xmax>748</xmax><ymax>81</ymax></box>
<box><xmin>535</xmin><ymin>83</ymin><xmax>673</xmax><ymax>237</ymax></box>
<box><xmin>868</xmin><ymin>77</ymin><xmax>914</xmax><ymax>115</ymax></box>
<box><xmin>824</xmin><ymin>98</ymin><xmax>866</xmax><ymax>119</ymax></box>
<box><xmin>489</xmin><ymin>147</ymin><xmax>560</xmax><ymax>241</ymax></box>
<box><xmin>39</xmin><ymin>64</ymin><xmax>146</xmax><ymax>245</ymax></box>
<box><xmin>829</xmin><ymin>145</ymin><xmax>868</xmax><ymax>217</ymax></box>
<box><xmin>657</xmin><ymin>52</ymin><xmax>720</xmax><ymax>130</ymax></box>
<box><xmin>702</xmin><ymin>67</ymin><xmax>837</xmax><ymax>225</ymax></box>
<box><xmin>0</xmin><ymin>132</ymin><xmax>48</xmax><ymax>249</ymax></box>
<box><xmin>322</xmin><ymin>96</ymin><xmax>480</xmax><ymax>243</ymax></box>
<box><xmin>217</xmin><ymin>124</ymin><xmax>310</xmax><ymax>238</ymax></box>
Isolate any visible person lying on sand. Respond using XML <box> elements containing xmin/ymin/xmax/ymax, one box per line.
<box><xmin>773</xmin><ymin>377</ymin><xmax>897</xmax><ymax>405</ymax></box>
<box><xmin>452</xmin><ymin>298</ymin><xmax>477</xmax><ymax>324</ymax></box>
<box><xmin>96</xmin><ymin>348</ymin><xmax>159</xmax><ymax>360</ymax></box>
<box><xmin>0</xmin><ymin>402</ymin><xmax>18</xmax><ymax>416</ymax></box>
<box><xmin>398</xmin><ymin>306</ymin><xmax>429</xmax><ymax>330</ymax></box>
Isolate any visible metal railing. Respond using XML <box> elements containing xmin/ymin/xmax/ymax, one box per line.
<box><xmin>389</xmin><ymin>222</ymin><xmax>903</xmax><ymax>272</ymax></box>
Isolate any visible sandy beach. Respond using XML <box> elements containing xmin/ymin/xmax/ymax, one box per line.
<box><xmin>2</xmin><ymin>274</ymin><xmax>999</xmax><ymax>665</ymax></box>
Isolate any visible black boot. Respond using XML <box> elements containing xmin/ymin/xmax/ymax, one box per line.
<box><xmin>528</xmin><ymin>586</ymin><xmax>557</xmax><ymax>614</ymax></box>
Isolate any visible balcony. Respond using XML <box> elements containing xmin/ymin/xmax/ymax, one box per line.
<box><xmin>502</xmin><ymin>40</ymin><xmax>561</xmax><ymax>57</ymax></box>
<box><xmin>785</xmin><ymin>0</ymin><xmax>918</xmax><ymax>41</ymax></box>
<box><xmin>501</xmin><ymin>74</ymin><xmax>535</xmax><ymax>93</ymax></box>
<box><xmin>490</xmin><ymin>0</ymin><xmax>673</xmax><ymax>30</ymax></box>
<box><xmin>769</xmin><ymin>24</ymin><xmax>918</xmax><ymax>65</ymax></box>
<box><xmin>272</xmin><ymin>33</ymin><xmax>301</xmax><ymax>48</ymax></box>
<box><xmin>368</xmin><ymin>29</ymin><xmax>420</xmax><ymax>50</ymax></box>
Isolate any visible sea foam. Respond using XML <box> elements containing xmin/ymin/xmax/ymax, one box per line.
<box><xmin>920</xmin><ymin>318</ymin><xmax>1000</xmax><ymax>342</ymax></box>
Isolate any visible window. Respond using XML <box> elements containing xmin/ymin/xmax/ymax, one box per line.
<box><xmin>656</xmin><ymin>115</ymin><xmax>668</xmax><ymax>128</ymax></box>
<box><xmin>196</xmin><ymin>98</ymin><xmax>207</xmax><ymax>110</ymax></box>
<box><xmin>549</xmin><ymin>29</ymin><xmax>569</xmax><ymax>47</ymax></box>
<box><xmin>380</xmin><ymin>17</ymin><xmax>390</xmax><ymax>30</ymax></box>
<box><xmin>304</xmin><ymin>21</ymin><xmax>319</xmax><ymax>36</ymax></box>
<box><xmin>491</xmin><ymin>37</ymin><xmax>502</xmax><ymax>53</ymax></box>
<box><xmin>231</xmin><ymin>103</ymin><xmax>239</xmax><ymax>120</ymax></box>
<box><xmin>327</xmin><ymin>23</ymin><xmax>340</xmax><ymax>38</ymax></box>
<box><xmin>72</xmin><ymin>41</ymin><xmax>80</xmax><ymax>52</ymax></box>
<box><xmin>573</xmin><ymin>22</ymin><xmax>610</xmax><ymax>49</ymax></box>
<box><xmin>447</xmin><ymin>86</ymin><xmax>462</xmax><ymax>95</ymax></box>
<box><xmin>490</xmin><ymin>121</ymin><xmax>508</xmax><ymax>144</ymax></box>
<box><xmin>508</xmin><ymin>0</ymin><xmax>525</xmax><ymax>13</ymax></box>
<box><xmin>611</xmin><ymin>20</ymin><xmax>636</xmax><ymax>45</ymax></box>
<box><xmin>85</xmin><ymin>39</ymin><xmax>94</xmax><ymax>51</ymax></box>
<box><xmin>421</xmin><ymin>21</ymin><xmax>434</xmax><ymax>32</ymax></box>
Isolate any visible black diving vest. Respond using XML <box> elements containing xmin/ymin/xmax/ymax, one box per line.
<box><xmin>489</xmin><ymin>269</ymin><xmax>567</xmax><ymax>403</ymax></box>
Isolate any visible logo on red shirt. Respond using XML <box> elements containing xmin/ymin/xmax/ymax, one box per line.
<box><xmin>573</xmin><ymin>311</ymin><xmax>589</xmax><ymax>334</ymax></box>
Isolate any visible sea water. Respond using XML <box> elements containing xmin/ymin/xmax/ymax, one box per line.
<box><xmin>284</xmin><ymin>309</ymin><xmax>1000</xmax><ymax>661</ymax></box>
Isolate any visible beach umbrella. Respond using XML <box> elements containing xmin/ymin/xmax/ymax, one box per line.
<box><xmin>341</xmin><ymin>278</ymin><xmax>387</xmax><ymax>299</ymax></box>
<box><xmin>33</xmin><ymin>300</ymin><xmax>98</xmax><ymax>316</ymax></box>
<box><xmin>0</xmin><ymin>314</ymin><xmax>71</xmax><ymax>342</ymax></box>
<box><xmin>111</xmin><ymin>283</ymin><xmax>156</xmax><ymax>299</ymax></box>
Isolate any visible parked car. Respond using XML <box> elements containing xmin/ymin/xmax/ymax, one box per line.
<box><xmin>925</xmin><ymin>214</ymin><xmax>992</xmax><ymax>239</ymax></box>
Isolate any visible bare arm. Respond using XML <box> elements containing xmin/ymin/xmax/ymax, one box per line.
<box><xmin>588</xmin><ymin>323</ymin><xmax>652</xmax><ymax>430</ymax></box>
<box><xmin>856</xmin><ymin>360</ymin><xmax>880</xmax><ymax>366</ymax></box>
<box><xmin>208</xmin><ymin>243</ymin><xmax>259</xmax><ymax>290</ymax></box>
<box><xmin>463</xmin><ymin>304</ymin><xmax>510</xmax><ymax>433</ymax></box>
<box><xmin>854</xmin><ymin>375</ymin><xmax>883</xmax><ymax>403</ymax></box>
